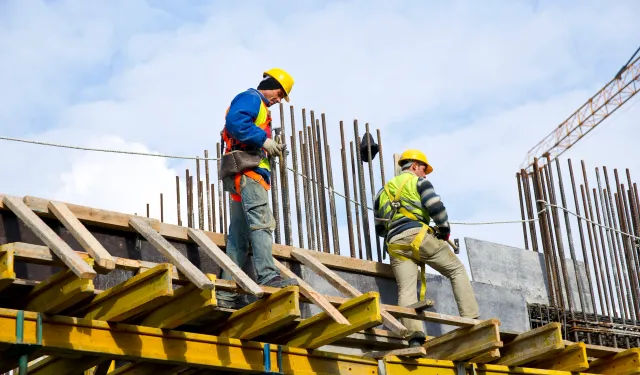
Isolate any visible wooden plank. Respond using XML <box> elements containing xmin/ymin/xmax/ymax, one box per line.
<box><xmin>139</xmin><ymin>274</ymin><xmax>217</xmax><ymax>329</ymax></box>
<box><xmin>48</xmin><ymin>200</ymin><xmax>116</xmax><ymax>272</ymax></box>
<box><xmin>496</xmin><ymin>322</ymin><xmax>565</xmax><ymax>367</ymax></box>
<box><xmin>129</xmin><ymin>217</ymin><xmax>214</xmax><ymax>290</ymax></box>
<box><xmin>187</xmin><ymin>228</ymin><xmax>262</xmax><ymax>297</ymax></box>
<box><xmin>470</xmin><ymin>349</ymin><xmax>500</xmax><ymax>363</ymax></box>
<box><xmin>2</xmin><ymin>195</ymin><xmax>97</xmax><ymax>279</ymax></box>
<box><xmin>72</xmin><ymin>263</ymin><xmax>174</xmax><ymax>322</ymax></box>
<box><xmin>290</xmin><ymin>247</ymin><xmax>408</xmax><ymax>336</ymax></box>
<box><xmin>281</xmin><ymin>292</ymin><xmax>383</xmax><ymax>349</ymax></box>
<box><xmin>589</xmin><ymin>348</ymin><xmax>640</xmax><ymax>375</ymax></box>
<box><xmin>214</xmin><ymin>285</ymin><xmax>301</xmax><ymax>340</ymax></box>
<box><xmin>11</xmin><ymin>195</ymin><xmax>396</xmax><ymax>279</ymax></box>
<box><xmin>529</xmin><ymin>342</ymin><xmax>589</xmax><ymax>372</ymax></box>
<box><xmin>406</xmin><ymin>299</ymin><xmax>435</xmax><ymax>310</ymax></box>
<box><xmin>26</xmin><ymin>258</ymin><xmax>95</xmax><ymax>314</ymax></box>
<box><xmin>363</xmin><ymin>347</ymin><xmax>426</xmax><ymax>359</ymax></box>
<box><xmin>0</xmin><ymin>245</ymin><xmax>16</xmax><ymax>292</ymax></box>
<box><xmin>423</xmin><ymin>319</ymin><xmax>503</xmax><ymax>361</ymax></box>
<box><xmin>577</xmin><ymin>341</ymin><xmax>626</xmax><ymax>358</ymax></box>
<box><xmin>273</xmin><ymin>258</ymin><xmax>350</xmax><ymax>325</ymax></box>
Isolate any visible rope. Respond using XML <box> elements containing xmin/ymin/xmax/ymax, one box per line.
<box><xmin>1</xmin><ymin>134</ymin><xmax>639</xmax><ymax>239</ymax></box>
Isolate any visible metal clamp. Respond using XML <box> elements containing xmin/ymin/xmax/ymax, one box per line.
<box><xmin>454</xmin><ymin>361</ymin><xmax>476</xmax><ymax>375</ymax></box>
<box><xmin>262</xmin><ymin>343</ymin><xmax>284</xmax><ymax>375</ymax></box>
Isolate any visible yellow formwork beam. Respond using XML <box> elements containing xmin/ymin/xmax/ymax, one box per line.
<box><xmin>140</xmin><ymin>274</ymin><xmax>217</xmax><ymax>329</ymax></box>
<box><xmin>0</xmin><ymin>308</ymin><xmax>379</xmax><ymax>374</ymax></box>
<box><xmin>215</xmin><ymin>285</ymin><xmax>301</xmax><ymax>340</ymax></box>
<box><xmin>423</xmin><ymin>318</ymin><xmax>502</xmax><ymax>361</ymax></box>
<box><xmin>496</xmin><ymin>322</ymin><xmax>565</xmax><ymax>367</ymax></box>
<box><xmin>530</xmin><ymin>342</ymin><xmax>589</xmax><ymax>372</ymax></box>
<box><xmin>280</xmin><ymin>291</ymin><xmax>382</xmax><ymax>349</ymax></box>
<box><xmin>73</xmin><ymin>263</ymin><xmax>174</xmax><ymax>322</ymax></box>
<box><xmin>589</xmin><ymin>348</ymin><xmax>640</xmax><ymax>375</ymax></box>
<box><xmin>26</xmin><ymin>258</ymin><xmax>95</xmax><ymax>314</ymax></box>
<box><xmin>0</xmin><ymin>244</ymin><xmax>16</xmax><ymax>292</ymax></box>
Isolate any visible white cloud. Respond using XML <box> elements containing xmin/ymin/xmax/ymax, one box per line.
<box><xmin>0</xmin><ymin>0</ymin><xmax>639</xmax><ymax>273</ymax></box>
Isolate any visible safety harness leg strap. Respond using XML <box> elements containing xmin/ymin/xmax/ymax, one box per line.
<box><xmin>386</xmin><ymin>224</ymin><xmax>432</xmax><ymax>301</ymax></box>
<box><xmin>231</xmin><ymin>170</ymin><xmax>271</xmax><ymax>202</ymax></box>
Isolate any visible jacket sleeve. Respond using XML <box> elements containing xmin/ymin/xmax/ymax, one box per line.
<box><xmin>373</xmin><ymin>188</ymin><xmax>386</xmax><ymax>237</ymax></box>
<box><xmin>416</xmin><ymin>177</ymin><xmax>450</xmax><ymax>230</ymax></box>
<box><xmin>224</xmin><ymin>91</ymin><xmax>268</xmax><ymax>149</ymax></box>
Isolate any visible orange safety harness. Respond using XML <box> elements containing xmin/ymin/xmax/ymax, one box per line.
<box><xmin>221</xmin><ymin>101</ymin><xmax>273</xmax><ymax>202</ymax></box>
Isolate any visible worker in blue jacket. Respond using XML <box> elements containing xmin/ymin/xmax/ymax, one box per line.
<box><xmin>217</xmin><ymin>68</ymin><xmax>299</xmax><ymax>309</ymax></box>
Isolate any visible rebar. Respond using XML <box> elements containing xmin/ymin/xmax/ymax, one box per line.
<box><xmin>197</xmin><ymin>156</ymin><xmax>204</xmax><ymax>230</ymax></box>
<box><xmin>541</xmin><ymin>163</ymin><xmax>564</xmax><ymax>309</ymax></box>
<box><xmin>350</xmin><ymin>141</ymin><xmax>364</xmax><ymax>259</ymax></box>
<box><xmin>205</xmin><ymin>150</ymin><xmax>212</xmax><ymax>231</ymax></box>
<box><xmin>186</xmin><ymin>169</ymin><xmax>192</xmax><ymax>228</ymax></box>
<box><xmin>312</xmin><ymin>113</ymin><xmax>330</xmax><ymax>253</ymax></box>
<box><xmin>516</xmin><ymin>172</ymin><xmax>530</xmax><ymax>250</ymax></box>
<box><xmin>300</xmin><ymin>131</ymin><xmax>315</xmax><ymax>250</ymax></box>
<box><xmin>340</xmin><ymin>121</ymin><xmax>356</xmax><ymax>258</ymax></box>
<box><xmin>160</xmin><ymin>193</ymin><xmax>164</xmax><ymax>223</ymax></box>
<box><xmin>521</xmin><ymin>170</ymin><xmax>540</xmax><ymax>252</ymax></box>
<box><xmin>278</xmin><ymin>103</ymin><xmax>293</xmax><ymax>246</ymax></box>
<box><xmin>289</xmin><ymin>106</ymin><xmax>304</xmax><ymax>248</ymax></box>
<box><xmin>354</xmin><ymin>120</ymin><xmax>373</xmax><ymax>261</ymax></box>
<box><xmin>376</xmin><ymin>129</ymin><xmax>387</xmax><ymax>261</ymax></box>
<box><xmin>210</xmin><ymin>183</ymin><xmax>216</xmax><ymax>232</ymax></box>
<box><xmin>365</xmin><ymin>123</ymin><xmax>382</xmax><ymax>261</ymax></box>
<box><xmin>176</xmin><ymin>176</ymin><xmax>182</xmax><ymax>227</ymax></box>
<box><xmin>305</xmin><ymin>121</ymin><xmax>321</xmax><ymax>251</ymax></box>
<box><xmin>322</xmin><ymin>114</ymin><xmax>340</xmax><ymax>255</ymax></box>
<box><xmin>146</xmin><ymin>203</ymin><xmax>150</xmax><ymax>218</ymax></box>
<box><xmin>216</xmin><ymin>143</ymin><xmax>225</xmax><ymax>234</ymax></box>
<box><xmin>269</xmin><ymin>144</ymin><xmax>281</xmax><ymax>244</ymax></box>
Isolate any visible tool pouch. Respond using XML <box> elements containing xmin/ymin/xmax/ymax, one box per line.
<box><xmin>219</xmin><ymin>150</ymin><xmax>263</xmax><ymax>180</ymax></box>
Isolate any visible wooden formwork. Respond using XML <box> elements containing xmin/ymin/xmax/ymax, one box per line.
<box><xmin>0</xmin><ymin>194</ymin><xmax>634</xmax><ymax>374</ymax></box>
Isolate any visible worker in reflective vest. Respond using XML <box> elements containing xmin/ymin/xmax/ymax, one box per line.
<box><xmin>217</xmin><ymin>68</ymin><xmax>299</xmax><ymax>309</ymax></box>
<box><xmin>373</xmin><ymin>149</ymin><xmax>479</xmax><ymax>347</ymax></box>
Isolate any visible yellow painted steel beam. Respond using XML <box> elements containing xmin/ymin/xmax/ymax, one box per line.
<box><xmin>529</xmin><ymin>342</ymin><xmax>589</xmax><ymax>372</ymax></box>
<box><xmin>0</xmin><ymin>244</ymin><xmax>16</xmax><ymax>292</ymax></box>
<box><xmin>25</xmin><ymin>258</ymin><xmax>95</xmax><ymax>314</ymax></box>
<box><xmin>383</xmin><ymin>357</ymin><xmax>595</xmax><ymax>375</ymax></box>
<box><xmin>589</xmin><ymin>348</ymin><xmax>640</xmax><ymax>375</ymax></box>
<box><xmin>280</xmin><ymin>291</ymin><xmax>382</xmax><ymax>349</ymax></box>
<box><xmin>0</xmin><ymin>308</ymin><xmax>380</xmax><ymax>374</ymax></box>
<box><xmin>72</xmin><ymin>263</ymin><xmax>174</xmax><ymax>322</ymax></box>
<box><xmin>140</xmin><ymin>274</ymin><xmax>217</xmax><ymax>329</ymax></box>
<box><xmin>214</xmin><ymin>285</ymin><xmax>301</xmax><ymax>340</ymax></box>
<box><xmin>423</xmin><ymin>318</ymin><xmax>502</xmax><ymax>361</ymax></box>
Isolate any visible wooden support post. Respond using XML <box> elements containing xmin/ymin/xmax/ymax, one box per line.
<box><xmin>280</xmin><ymin>292</ymin><xmax>383</xmax><ymax>349</ymax></box>
<box><xmin>528</xmin><ymin>342</ymin><xmax>589</xmax><ymax>372</ymax></box>
<box><xmin>495</xmin><ymin>322</ymin><xmax>565</xmax><ymax>367</ymax></box>
<box><xmin>422</xmin><ymin>319</ymin><xmax>503</xmax><ymax>361</ymax></box>
<box><xmin>273</xmin><ymin>258</ymin><xmax>349</xmax><ymax>325</ymax></box>
<box><xmin>129</xmin><ymin>217</ymin><xmax>214</xmax><ymax>290</ymax></box>
<box><xmin>140</xmin><ymin>274</ymin><xmax>217</xmax><ymax>329</ymax></box>
<box><xmin>588</xmin><ymin>348</ymin><xmax>640</xmax><ymax>375</ymax></box>
<box><xmin>0</xmin><ymin>245</ymin><xmax>16</xmax><ymax>292</ymax></box>
<box><xmin>187</xmin><ymin>228</ymin><xmax>262</xmax><ymax>296</ymax></box>
<box><xmin>214</xmin><ymin>285</ymin><xmax>301</xmax><ymax>340</ymax></box>
<box><xmin>25</xmin><ymin>258</ymin><xmax>95</xmax><ymax>314</ymax></box>
<box><xmin>290</xmin><ymin>247</ymin><xmax>407</xmax><ymax>336</ymax></box>
<box><xmin>47</xmin><ymin>200</ymin><xmax>116</xmax><ymax>273</ymax></box>
<box><xmin>2</xmin><ymin>195</ymin><xmax>97</xmax><ymax>279</ymax></box>
<box><xmin>72</xmin><ymin>263</ymin><xmax>174</xmax><ymax>322</ymax></box>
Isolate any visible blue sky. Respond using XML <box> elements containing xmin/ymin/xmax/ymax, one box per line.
<box><xmin>1</xmin><ymin>0</ymin><xmax>640</xmax><ymax>272</ymax></box>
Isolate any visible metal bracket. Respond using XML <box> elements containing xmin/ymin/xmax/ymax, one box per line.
<box><xmin>454</xmin><ymin>361</ymin><xmax>476</xmax><ymax>375</ymax></box>
<box><xmin>261</xmin><ymin>343</ymin><xmax>284</xmax><ymax>375</ymax></box>
<box><xmin>5</xmin><ymin>310</ymin><xmax>43</xmax><ymax>375</ymax></box>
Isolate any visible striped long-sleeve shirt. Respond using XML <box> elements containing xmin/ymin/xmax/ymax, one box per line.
<box><xmin>374</xmin><ymin>172</ymin><xmax>450</xmax><ymax>240</ymax></box>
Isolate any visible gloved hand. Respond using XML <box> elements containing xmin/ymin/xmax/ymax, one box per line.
<box><xmin>262</xmin><ymin>138</ymin><xmax>286</xmax><ymax>156</ymax></box>
<box><xmin>436</xmin><ymin>226</ymin><xmax>450</xmax><ymax>241</ymax></box>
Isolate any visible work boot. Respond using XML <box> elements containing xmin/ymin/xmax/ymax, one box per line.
<box><xmin>262</xmin><ymin>276</ymin><xmax>299</xmax><ymax>288</ymax></box>
<box><xmin>407</xmin><ymin>331</ymin><xmax>426</xmax><ymax>348</ymax></box>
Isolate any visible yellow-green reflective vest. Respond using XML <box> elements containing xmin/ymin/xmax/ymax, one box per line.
<box><xmin>377</xmin><ymin>172</ymin><xmax>431</xmax><ymax>233</ymax></box>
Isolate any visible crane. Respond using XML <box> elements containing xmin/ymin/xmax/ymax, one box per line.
<box><xmin>521</xmin><ymin>49</ymin><xmax>640</xmax><ymax>172</ymax></box>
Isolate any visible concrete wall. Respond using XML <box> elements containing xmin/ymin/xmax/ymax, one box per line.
<box><xmin>465</xmin><ymin>237</ymin><xmax>594</xmax><ymax>314</ymax></box>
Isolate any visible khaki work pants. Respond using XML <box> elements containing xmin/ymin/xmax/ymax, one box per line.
<box><xmin>389</xmin><ymin>228</ymin><xmax>480</xmax><ymax>335</ymax></box>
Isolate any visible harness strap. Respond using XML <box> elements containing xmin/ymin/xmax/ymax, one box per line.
<box><xmin>230</xmin><ymin>170</ymin><xmax>271</xmax><ymax>202</ymax></box>
<box><xmin>386</xmin><ymin>224</ymin><xmax>433</xmax><ymax>301</ymax></box>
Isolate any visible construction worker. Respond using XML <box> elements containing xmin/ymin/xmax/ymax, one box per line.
<box><xmin>373</xmin><ymin>149</ymin><xmax>479</xmax><ymax>347</ymax></box>
<box><xmin>217</xmin><ymin>68</ymin><xmax>299</xmax><ymax>309</ymax></box>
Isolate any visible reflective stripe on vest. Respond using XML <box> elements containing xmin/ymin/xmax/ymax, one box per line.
<box><xmin>377</xmin><ymin>172</ymin><xmax>431</xmax><ymax>231</ymax></box>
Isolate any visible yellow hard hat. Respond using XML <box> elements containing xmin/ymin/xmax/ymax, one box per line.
<box><xmin>264</xmin><ymin>68</ymin><xmax>294</xmax><ymax>102</ymax></box>
<box><xmin>398</xmin><ymin>149</ymin><xmax>433</xmax><ymax>174</ymax></box>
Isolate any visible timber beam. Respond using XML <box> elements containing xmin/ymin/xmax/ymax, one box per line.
<box><xmin>0</xmin><ymin>308</ymin><xmax>380</xmax><ymax>374</ymax></box>
<box><xmin>495</xmin><ymin>322</ymin><xmax>565</xmax><ymax>367</ymax></box>
<box><xmin>25</xmin><ymin>258</ymin><xmax>95</xmax><ymax>314</ymax></box>
<box><xmin>212</xmin><ymin>285</ymin><xmax>301</xmax><ymax>340</ymax></box>
<box><xmin>588</xmin><ymin>348</ymin><xmax>640</xmax><ymax>375</ymax></box>
<box><xmin>422</xmin><ymin>318</ymin><xmax>503</xmax><ymax>361</ymax></box>
<box><xmin>528</xmin><ymin>342</ymin><xmax>589</xmax><ymax>372</ymax></box>
<box><xmin>0</xmin><ymin>245</ymin><xmax>16</xmax><ymax>292</ymax></box>
<box><xmin>278</xmin><ymin>292</ymin><xmax>382</xmax><ymax>349</ymax></box>
<box><xmin>72</xmin><ymin>262</ymin><xmax>175</xmax><ymax>322</ymax></box>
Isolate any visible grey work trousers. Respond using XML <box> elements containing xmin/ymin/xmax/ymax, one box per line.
<box><xmin>388</xmin><ymin>228</ymin><xmax>480</xmax><ymax>336</ymax></box>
